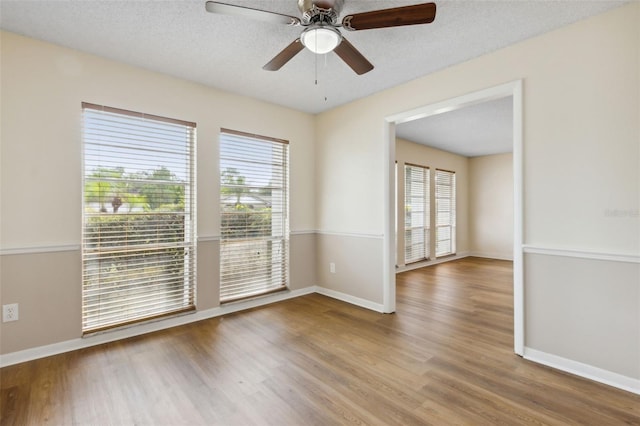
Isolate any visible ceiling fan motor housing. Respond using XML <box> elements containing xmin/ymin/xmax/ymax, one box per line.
<box><xmin>298</xmin><ymin>0</ymin><xmax>344</xmax><ymax>25</ymax></box>
<box><xmin>205</xmin><ymin>0</ymin><xmax>435</xmax><ymax>75</ymax></box>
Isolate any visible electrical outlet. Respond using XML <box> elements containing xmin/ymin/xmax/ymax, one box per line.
<box><xmin>2</xmin><ymin>303</ymin><xmax>18</xmax><ymax>322</ymax></box>
<box><xmin>330</xmin><ymin>262</ymin><xmax>336</xmax><ymax>274</ymax></box>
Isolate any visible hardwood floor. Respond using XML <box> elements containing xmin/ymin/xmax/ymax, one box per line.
<box><xmin>2</xmin><ymin>257</ymin><xmax>639</xmax><ymax>425</ymax></box>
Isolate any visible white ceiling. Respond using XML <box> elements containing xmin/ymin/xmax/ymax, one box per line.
<box><xmin>0</xmin><ymin>0</ymin><xmax>628</xmax><ymax>116</ymax></box>
<box><xmin>396</xmin><ymin>96</ymin><xmax>514</xmax><ymax>157</ymax></box>
<box><xmin>0</xmin><ymin>1</ymin><xmax>628</xmax><ymax>156</ymax></box>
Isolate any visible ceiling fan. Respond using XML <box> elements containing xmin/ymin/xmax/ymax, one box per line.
<box><xmin>205</xmin><ymin>0</ymin><xmax>437</xmax><ymax>75</ymax></box>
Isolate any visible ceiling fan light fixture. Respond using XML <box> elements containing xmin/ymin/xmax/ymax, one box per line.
<box><xmin>300</xmin><ymin>25</ymin><xmax>342</xmax><ymax>54</ymax></box>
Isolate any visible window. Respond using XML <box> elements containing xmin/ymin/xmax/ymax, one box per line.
<box><xmin>435</xmin><ymin>169</ymin><xmax>456</xmax><ymax>257</ymax></box>
<box><xmin>82</xmin><ymin>103</ymin><xmax>196</xmax><ymax>333</ymax></box>
<box><xmin>219</xmin><ymin>129</ymin><xmax>289</xmax><ymax>302</ymax></box>
<box><xmin>404</xmin><ymin>164</ymin><xmax>430</xmax><ymax>263</ymax></box>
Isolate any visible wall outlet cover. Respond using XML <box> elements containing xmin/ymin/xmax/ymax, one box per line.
<box><xmin>2</xmin><ymin>303</ymin><xmax>19</xmax><ymax>322</ymax></box>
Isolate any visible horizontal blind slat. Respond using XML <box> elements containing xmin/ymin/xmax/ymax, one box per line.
<box><xmin>82</xmin><ymin>104</ymin><xmax>196</xmax><ymax>332</ymax></box>
<box><xmin>404</xmin><ymin>164</ymin><xmax>430</xmax><ymax>263</ymax></box>
<box><xmin>435</xmin><ymin>169</ymin><xmax>456</xmax><ymax>257</ymax></box>
<box><xmin>219</xmin><ymin>130</ymin><xmax>289</xmax><ymax>302</ymax></box>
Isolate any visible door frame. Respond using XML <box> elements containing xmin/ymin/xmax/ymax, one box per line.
<box><xmin>382</xmin><ymin>80</ymin><xmax>524</xmax><ymax>355</ymax></box>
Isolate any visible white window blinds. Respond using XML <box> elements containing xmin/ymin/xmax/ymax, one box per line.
<box><xmin>82</xmin><ymin>103</ymin><xmax>196</xmax><ymax>333</ymax></box>
<box><xmin>435</xmin><ymin>169</ymin><xmax>456</xmax><ymax>257</ymax></box>
<box><xmin>219</xmin><ymin>129</ymin><xmax>289</xmax><ymax>302</ymax></box>
<box><xmin>404</xmin><ymin>164</ymin><xmax>430</xmax><ymax>263</ymax></box>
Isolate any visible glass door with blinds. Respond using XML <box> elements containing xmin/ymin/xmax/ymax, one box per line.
<box><xmin>219</xmin><ymin>129</ymin><xmax>289</xmax><ymax>302</ymax></box>
<box><xmin>81</xmin><ymin>103</ymin><xmax>196</xmax><ymax>333</ymax></box>
<box><xmin>404</xmin><ymin>164</ymin><xmax>430</xmax><ymax>263</ymax></box>
<box><xmin>435</xmin><ymin>169</ymin><xmax>456</xmax><ymax>257</ymax></box>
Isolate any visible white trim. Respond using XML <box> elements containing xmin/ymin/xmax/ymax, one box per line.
<box><xmin>395</xmin><ymin>252</ymin><xmax>471</xmax><ymax>273</ymax></box>
<box><xmin>0</xmin><ymin>286</ymin><xmax>316</xmax><ymax>368</ymax></box>
<box><xmin>198</xmin><ymin>231</ymin><xmax>318</xmax><ymax>241</ymax></box>
<box><xmin>314</xmin><ymin>287</ymin><xmax>385</xmax><ymax>313</ymax></box>
<box><xmin>316</xmin><ymin>230</ymin><xmax>384</xmax><ymax>240</ymax></box>
<box><xmin>468</xmin><ymin>252</ymin><xmax>514</xmax><ymax>261</ymax></box>
<box><xmin>523</xmin><ymin>245</ymin><xmax>640</xmax><ymax>264</ymax></box>
<box><xmin>386</xmin><ymin>81</ymin><xmax>523</xmax><ymax>124</ymax></box>
<box><xmin>0</xmin><ymin>232</ymin><xmax>370</xmax><ymax>257</ymax></box>
<box><xmin>0</xmin><ymin>244</ymin><xmax>80</xmax><ymax>256</ymax></box>
<box><xmin>290</xmin><ymin>230</ymin><xmax>317</xmax><ymax>236</ymax></box>
<box><xmin>524</xmin><ymin>347</ymin><xmax>640</xmax><ymax>395</ymax></box>
<box><xmin>384</xmin><ymin>79</ymin><xmax>525</xmax><ymax>356</ymax></box>
<box><xmin>395</xmin><ymin>252</ymin><xmax>514</xmax><ymax>273</ymax></box>
<box><xmin>383</xmin><ymin>121</ymin><xmax>396</xmax><ymax>313</ymax></box>
<box><xmin>511</xmin><ymin>80</ymin><xmax>524</xmax><ymax>356</ymax></box>
<box><xmin>4</xmin><ymin>284</ymin><xmax>637</xmax><ymax>397</ymax></box>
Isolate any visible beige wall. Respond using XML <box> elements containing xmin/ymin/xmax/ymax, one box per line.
<box><xmin>316</xmin><ymin>4</ymin><xmax>638</xmax><ymax>252</ymax></box>
<box><xmin>0</xmin><ymin>32</ymin><xmax>318</xmax><ymax>353</ymax></box>
<box><xmin>0</xmin><ymin>32</ymin><xmax>317</xmax><ymax>246</ymax></box>
<box><xmin>315</xmin><ymin>4</ymin><xmax>639</xmax><ymax>380</ymax></box>
<box><xmin>0</xmin><ymin>251</ymin><xmax>82</xmax><ymax>353</ymax></box>
<box><xmin>1</xmin><ymin>3</ymin><xmax>639</xmax><ymax>387</ymax></box>
<box><xmin>394</xmin><ymin>140</ymin><xmax>513</xmax><ymax>265</ymax></box>
<box><xmin>395</xmin><ymin>138</ymin><xmax>470</xmax><ymax>266</ymax></box>
<box><xmin>316</xmin><ymin>233</ymin><xmax>383</xmax><ymax>304</ymax></box>
<box><xmin>525</xmin><ymin>254</ymin><xmax>640</xmax><ymax>379</ymax></box>
<box><xmin>469</xmin><ymin>153</ymin><xmax>513</xmax><ymax>260</ymax></box>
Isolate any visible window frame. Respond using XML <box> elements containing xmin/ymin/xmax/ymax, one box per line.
<box><xmin>435</xmin><ymin>168</ymin><xmax>456</xmax><ymax>258</ymax></box>
<box><xmin>81</xmin><ymin>102</ymin><xmax>196</xmax><ymax>334</ymax></box>
<box><xmin>219</xmin><ymin>128</ymin><xmax>290</xmax><ymax>303</ymax></box>
<box><xmin>404</xmin><ymin>163</ymin><xmax>430</xmax><ymax>264</ymax></box>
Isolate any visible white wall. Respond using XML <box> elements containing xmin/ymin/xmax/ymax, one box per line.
<box><xmin>1</xmin><ymin>3</ymin><xmax>639</xmax><ymax>391</ymax></box>
<box><xmin>0</xmin><ymin>31</ymin><xmax>317</xmax><ymax>354</ymax></box>
<box><xmin>395</xmin><ymin>138</ymin><xmax>470</xmax><ymax>266</ymax></box>
<box><xmin>315</xmin><ymin>3</ymin><xmax>639</xmax><ymax>386</ymax></box>
<box><xmin>525</xmin><ymin>254</ymin><xmax>639</xmax><ymax>381</ymax></box>
<box><xmin>469</xmin><ymin>153</ymin><xmax>514</xmax><ymax>260</ymax></box>
<box><xmin>395</xmin><ymin>140</ymin><xmax>513</xmax><ymax>265</ymax></box>
<box><xmin>0</xmin><ymin>32</ymin><xmax>317</xmax><ymax>246</ymax></box>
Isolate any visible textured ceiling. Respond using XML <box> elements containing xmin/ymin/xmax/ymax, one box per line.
<box><xmin>0</xmin><ymin>0</ymin><xmax>628</xmax><ymax>116</ymax></box>
<box><xmin>396</xmin><ymin>96</ymin><xmax>513</xmax><ymax>157</ymax></box>
<box><xmin>0</xmin><ymin>1</ymin><xmax>628</xmax><ymax>157</ymax></box>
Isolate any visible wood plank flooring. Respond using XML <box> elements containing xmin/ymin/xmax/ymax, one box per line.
<box><xmin>2</xmin><ymin>257</ymin><xmax>639</xmax><ymax>425</ymax></box>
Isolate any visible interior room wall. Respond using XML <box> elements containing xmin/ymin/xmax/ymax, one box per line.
<box><xmin>469</xmin><ymin>153</ymin><xmax>514</xmax><ymax>260</ymax></box>
<box><xmin>0</xmin><ymin>31</ymin><xmax>317</xmax><ymax>354</ymax></box>
<box><xmin>1</xmin><ymin>3</ymin><xmax>638</xmax><ymax>392</ymax></box>
<box><xmin>394</xmin><ymin>140</ymin><xmax>513</xmax><ymax>267</ymax></box>
<box><xmin>315</xmin><ymin>3</ymin><xmax>639</xmax><ymax>387</ymax></box>
<box><xmin>394</xmin><ymin>138</ymin><xmax>470</xmax><ymax>267</ymax></box>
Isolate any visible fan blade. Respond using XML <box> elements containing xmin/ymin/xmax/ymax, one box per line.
<box><xmin>205</xmin><ymin>1</ymin><xmax>300</xmax><ymax>26</ymax></box>
<box><xmin>342</xmin><ymin>3</ymin><xmax>436</xmax><ymax>31</ymax></box>
<box><xmin>263</xmin><ymin>39</ymin><xmax>305</xmax><ymax>71</ymax></box>
<box><xmin>334</xmin><ymin>38</ymin><xmax>374</xmax><ymax>75</ymax></box>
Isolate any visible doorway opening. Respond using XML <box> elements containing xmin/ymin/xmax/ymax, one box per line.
<box><xmin>383</xmin><ymin>81</ymin><xmax>524</xmax><ymax>355</ymax></box>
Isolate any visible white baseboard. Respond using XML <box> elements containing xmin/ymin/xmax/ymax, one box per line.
<box><xmin>1</xmin><ymin>286</ymin><xmax>388</xmax><ymax>367</ymax></box>
<box><xmin>523</xmin><ymin>347</ymin><xmax>640</xmax><ymax>395</ymax></box>
<box><xmin>314</xmin><ymin>287</ymin><xmax>385</xmax><ymax>313</ymax></box>
<box><xmin>468</xmin><ymin>251</ymin><xmax>514</xmax><ymax>261</ymax></box>
<box><xmin>396</xmin><ymin>252</ymin><xmax>471</xmax><ymax>273</ymax></box>
<box><xmin>0</xmin><ymin>287</ymin><xmax>316</xmax><ymax>368</ymax></box>
<box><xmin>7</xmin><ymin>291</ymin><xmax>638</xmax><ymax>397</ymax></box>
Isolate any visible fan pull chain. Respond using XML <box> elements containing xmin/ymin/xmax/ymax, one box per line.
<box><xmin>313</xmin><ymin>51</ymin><xmax>328</xmax><ymax>102</ymax></box>
<box><xmin>314</xmin><ymin>36</ymin><xmax>318</xmax><ymax>85</ymax></box>
<box><xmin>324</xmin><ymin>54</ymin><xmax>328</xmax><ymax>102</ymax></box>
